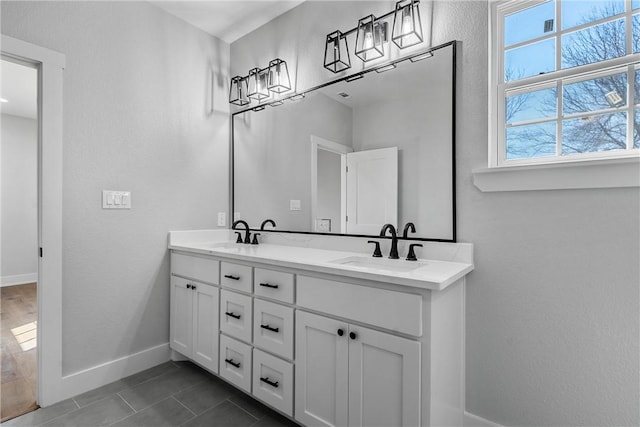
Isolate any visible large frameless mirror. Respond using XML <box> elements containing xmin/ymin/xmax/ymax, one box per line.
<box><xmin>232</xmin><ymin>41</ymin><xmax>457</xmax><ymax>241</ymax></box>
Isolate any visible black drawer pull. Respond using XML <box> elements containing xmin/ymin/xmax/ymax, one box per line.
<box><xmin>337</xmin><ymin>328</ymin><xmax>344</xmax><ymax>336</ymax></box>
<box><xmin>260</xmin><ymin>324</ymin><xmax>279</xmax><ymax>333</ymax></box>
<box><xmin>224</xmin><ymin>274</ymin><xmax>240</xmax><ymax>281</ymax></box>
<box><xmin>224</xmin><ymin>358</ymin><xmax>240</xmax><ymax>368</ymax></box>
<box><xmin>259</xmin><ymin>282</ymin><xmax>279</xmax><ymax>289</ymax></box>
<box><xmin>186</xmin><ymin>284</ymin><xmax>191</xmax><ymax>289</ymax></box>
<box><xmin>349</xmin><ymin>331</ymin><xmax>357</xmax><ymax>340</ymax></box>
<box><xmin>260</xmin><ymin>377</ymin><xmax>279</xmax><ymax>388</ymax></box>
<box><xmin>225</xmin><ymin>312</ymin><xmax>241</xmax><ymax>319</ymax></box>
<box><xmin>191</xmin><ymin>285</ymin><xmax>197</xmax><ymax>290</ymax></box>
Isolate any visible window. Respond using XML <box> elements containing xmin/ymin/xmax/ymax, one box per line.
<box><xmin>490</xmin><ymin>0</ymin><xmax>640</xmax><ymax>167</ymax></box>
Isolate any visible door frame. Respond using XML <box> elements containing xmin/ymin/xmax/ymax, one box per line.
<box><xmin>310</xmin><ymin>135</ymin><xmax>352</xmax><ymax>234</ymax></box>
<box><xmin>2</xmin><ymin>34</ymin><xmax>65</xmax><ymax>407</ymax></box>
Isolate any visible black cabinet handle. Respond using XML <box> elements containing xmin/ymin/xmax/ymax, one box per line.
<box><xmin>224</xmin><ymin>358</ymin><xmax>240</xmax><ymax>368</ymax></box>
<box><xmin>349</xmin><ymin>331</ymin><xmax>357</xmax><ymax>340</ymax></box>
<box><xmin>186</xmin><ymin>284</ymin><xmax>191</xmax><ymax>289</ymax></box>
<box><xmin>259</xmin><ymin>282</ymin><xmax>279</xmax><ymax>289</ymax></box>
<box><xmin>191</xmin><ymin>285</ymin><xmax>197</xmax><ymax>290</ymax></box>
<box><xmin>225</xmin><ymin>312</ymin><xmax>241</xmax><ymax>319</ymax></box>
<box><xmin>260</xmin><ymin>377</ymin><xmax>279</xmax><ymax>388</ymax></box>
<box><xmin>260</xmin><ymin>324</ymin><xmax>279</xmax><ymax>333</ymax></box>
<box><xmin>337</xmin><ymin>329</ymin><xmax>344</xmax><ymax>336</ymax></box>
<box><xmin>224</xmin><ymin>274</ymin><xmax>240</xmax><ymax>281</ymax></box>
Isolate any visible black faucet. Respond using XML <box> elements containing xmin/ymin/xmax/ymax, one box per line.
<box><xmin>260</xmin><ymin>219</ymin><xmax>276</xmax><ymax>230</ymax></box>
<box><xmin>379</xmin><ymin>224</ymin><xmax>399</xmax><ymax>259</ymax></box>
<box><xmin>402</xmin><ymin>222</ymin><xmax>416</xmax><ymax>238</ymax></box>
<box><xmin>232</xmin><ymin>220</ymin><xmax>251</xmax><ymax>244</ymax></box>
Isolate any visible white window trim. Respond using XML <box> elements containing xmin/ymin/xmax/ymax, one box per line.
<box><xmin>480</xmin><ymin>0</ymin><xmax>640</xmax><ymax>191</ymax></box>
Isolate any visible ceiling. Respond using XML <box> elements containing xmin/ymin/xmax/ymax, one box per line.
<box><xmin>149</xmin><ymin>0</ymin><xmax>305</xmax><ymax>43</ymax></box>
<box><xmin>0</xmin><ymin>59</ymin><xmax>37</xmax><ymax>120</ymax></box>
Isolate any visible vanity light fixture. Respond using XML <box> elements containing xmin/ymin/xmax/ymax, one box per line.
<box><xmin>229</xmin><ymin>76</ymin><xmax>250</xmax><ymax>106</ymax></box>
<box><xmin>228</xmin><ymin>58</ymin><xmax>292</xmax><ymax>105</ymax></box>
<box><xmin>355</xmin><ymin>15</ymin><xmax>386</xmax><ymax>62</ymax></box>
<box><xmin>392</xmin><ymin>0</ymin><xmax>423</xmax><ymax>48</ymax></box>
<box><xmin>324</xmin><ymin>30</ymin><xmax>351</xmax><ymax>73</ymax></box>
<box><xmin>345</xmin><ymin>74</ymin><xmax>364</xmax><ymax>82</ymax></box>
<box><xmin>252</xmin><ymin>105</ymin><xmax>266</xmax><ymax>112</ymax></box>
<box><xmin>375</xmin><ymin>64</ymin><xmax>396</xmax><ymax>73</ymax></box>
<box><xmin>288</xmin><ymin>93</ymin><xmax>305</xmax><ymax>101</ymax></box>
<box><xmin>409</xmin><ymin>51</ymin><xmax>433</xmax><ymax>62</ymax></box>
<box><xmin>323</xmin><ymin>0</ymin><xmax>424</xmax><ymax>74</ymax></box>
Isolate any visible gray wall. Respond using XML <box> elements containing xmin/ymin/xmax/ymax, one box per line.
<box><xmin>1</xmin><ymin>114</ymin><xmax>38</xmax><ymax>282</ymax></box>
<box><xmin>1</xmin><ymin>1</ymin><xmax>230</xmax><ymax>375</ymax></box>
<box><xmin>231</xmin><ymin>1</ymin><xmax>639</xmax><ymax>426</ymax></box>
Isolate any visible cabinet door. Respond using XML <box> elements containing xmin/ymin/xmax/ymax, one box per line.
<box><xmin>191</xmin><ymin>282</ymin><xmax>219</xmax><ymax>373</ymax></box>
<box><xmin>295</xmin><ymin>311</ymin><xmax>348</xmax><ymax>427</ymax></box>
<box><xmin>348</xmin><ymin>326</ymin><xmax>421</xmax><ymax>427</ymax></box>
<box><xmin>170</xmin><ymin>277</ymin><xmax>193</xmax><ymax>356</ymax></box>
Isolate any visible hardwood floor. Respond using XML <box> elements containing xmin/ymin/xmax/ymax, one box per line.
<box><xmin>1</xmin><ymin>283</ymin><xmax>38</xmax><ymax>423</ymax></box>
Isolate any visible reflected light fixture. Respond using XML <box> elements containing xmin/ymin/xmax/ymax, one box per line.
<box><xmin>229</xmin><ymin>58</ymin><xmax>292</xmax><ymax>105</ymax></box>
<box><xmin>324</xmin><ymin>30</ymin><xmax>351</xmax><ymax>73</ymax></box>
<box><xmin>392</xmin><ymin>0</ymin><xmax>423</xmax><ymax>48</ymax></box>
<box><xmin>323</xmin><ymin>0</ymin><xmax>424</xmax><ymax>74</ymax></box>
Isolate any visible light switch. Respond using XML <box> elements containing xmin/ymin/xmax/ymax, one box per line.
<box><xmin>217</xmin><ymin>212</ymin><xmax>226</xmax><ymax>227</ymax></box>
<box><xmin>290</xmin><ymin>200</ymin><xmax>301</xmax><ymax>211</ymax></box>
<box><xmin>103</xmin><ymin>190</ymin><xmax>131</xmax><ymax>209</ymax></box>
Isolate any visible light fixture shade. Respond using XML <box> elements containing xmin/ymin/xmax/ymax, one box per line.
<box><xmin>267</xmin><ymin>59</ymin><xmax>291</xmax><ymax>93</ymax></box>
<box><xmin>392</xmin><ymin>0</ymin><xmax>423</xmax><ymax>49</ymax></box>
<box><xmin>324</xmin><ymin>30</ymin><xmax>351</xmax><ymax>73</ymax></box>
<box><xmin>247</xmin><ymin>67</ymin><xmax>270</xmax><ymax>101</ymax></box>
<box><xmin>229</xmin><ymin>76</ymin><xmax>250</xmax><ymax>106</ymax></box>
<box><xmin>355</xmin><ymin>15</ymin><xmax>384</xmax><ymax>62</ymax></box>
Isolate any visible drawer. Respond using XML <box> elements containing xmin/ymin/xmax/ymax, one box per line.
<box><xmin>220</xmin><ymin>290</ymin><xmax>253</xmax><ymax>343</ymax></box>
<box><xmin>252</xmin><ymin>349</ymin><xmax>293</xmax><ymax>416</ymax></box>
<box><xmin>219</xmin><ymin>334</ymin><xmax>252</xmax><ymax>393</ymax></box>
<box><xmin>253</xmin><ymin>268</ymin><xmax>294</xmax><ymax>304</ymax></box>
<box><xmin>297</xmin><ymin>275</ymin><xmax>423</xmax><ymax>337</ymax></box>
<box><xmin>253</xmin><ymin>299</ymin><xmax>294</xmax><ymax>360</ymax></box>
<box><xmin>221</xmin><ymin>262</ymin><xmax>252</xmax><ymax>293</ymax></box>
<box><xmin>171</xmin><ymin>253</ymin><xmax>219</xmax><ymax>285</ymax></box>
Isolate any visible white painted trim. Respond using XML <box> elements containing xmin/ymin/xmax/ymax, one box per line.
<box><xmin>2</xmin><ymin>34</ymin><xmax>65</xmax><ymax>407</ymax></box>
<box><xmin>473</xmin><ymin>156</ymin><xmax>640</xmax><ymax>192</ymax></box>
<box><xmin>0</xmin><ymin>273</ymin><xmax>38</xmax><ymax>287</ymax></box>
<box><xmin>58</xmin><ymin>343</ymin><xmax>171</xmax><ymax>401</ymax></box>
<box><xmin>464</xmin><ymin>411</ymin><xmax>503</xmax><ymax>427</ymax></box>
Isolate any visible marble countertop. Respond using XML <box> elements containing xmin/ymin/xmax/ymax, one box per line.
<box><xmin>168</xmin><ymin>231</ymin><xmax>473</xmax><ymax>291</ymax></box>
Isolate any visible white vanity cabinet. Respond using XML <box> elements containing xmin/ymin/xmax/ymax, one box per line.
<box><xmin>295</xmin><ymin>310</ymin><xmax>421</xmax><ymax>427</ymax></box>
<box><xmin>170</xmin><ymin>276</ymin><xmax>220</xmax><ymax>373</ymax></box>
<box><xmin>169</xmin><ymin>245</ymin><xmax>468</xmax><ymax>427</ymax></box>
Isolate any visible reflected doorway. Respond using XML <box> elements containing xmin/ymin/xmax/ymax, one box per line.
<box><xmin>1</xmin><ymin>58</ymin><xmax>39</xmax><ymax>422</ymax></box>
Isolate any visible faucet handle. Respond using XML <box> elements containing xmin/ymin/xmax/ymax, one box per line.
<box><xmin>251</xmin><ymin>233</ymin><xmax>261</xmax><ymax>245</ymax></box>
<box><xmin>235</xmin><ymin>232</ymin><xmax>243</xmax><ymax>243</ymax></box>
<box><xmin>367</xmin><ymin>241</ymin><xmax>383</xmax><ymax>257</ymax></box>
<box><xmin>406</xmin><ymin>244</ymin><xmax>423</xmax><ymax>261</ymax></box>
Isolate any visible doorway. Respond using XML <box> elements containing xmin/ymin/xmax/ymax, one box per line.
<box><xmin>1</xmin><ymin>58</ymin><xmax>39</xmax><ymax>422</ymax></box>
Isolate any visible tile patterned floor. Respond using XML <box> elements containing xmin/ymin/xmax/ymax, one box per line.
<box><xmin>1</xmin><ymin>361</ymin><xmax>299</xmax><ymax>427</ymax></box>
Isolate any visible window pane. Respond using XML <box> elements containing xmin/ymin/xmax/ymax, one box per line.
<box><xmin>635</xmin><ymin>0</ymin><xmax>640</xmax><ymax>10</ymax></box>
<box><xmin>505</xmin><ymin>38</ymin><xmax>555</xmax><ymax>81</ymax></box>
<box><xmin>635</xmin><ymin>110</ymin><xmax>640</xmax><ymax>148</ymax></box>
<box><xmin>562</xmin><ymin>112</ymin><xmax>627</xmax><ymax>154</ymax></box>
<box><xmin>634</xmin><ymin>14</ymin><xmax>640</xmax><ymax>53</ymax></box>
<box><xmin>562</xmin><ymin>19</ymin><xmax>626</xmax><ymax>69</ymax></box>
<box><xmin>636</xmin><ymin>69</ymin><xmax>640</xmax><ymax>105</ymax></box>
<box><xmin>506</xmin><ymin>122</ymin><xmax>557</xmax><ymax>159</ymax></box>
<box><xmin>505</xmin><ymin>1</ymin><xmax>555</xmax><ymax>46</ymax></box>
<box><xmin>562</xmin><ymin>0</ymin><xmax>624</xmax><ymax>30</ymax></box>
<box><xmin>506</xmin><ymin>87</ymin><xmax>557</xmax><ymax>124</ymax></box>
<box><xmin>563</xmin><ymin>72</ymin><xmax>627</xmax><ymax>115</ymax></box>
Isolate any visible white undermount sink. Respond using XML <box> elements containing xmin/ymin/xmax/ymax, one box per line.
<box><xmin>329</xmin><ymin>255</ymin><xmax>427</xmax><ymax>273</ymax></box>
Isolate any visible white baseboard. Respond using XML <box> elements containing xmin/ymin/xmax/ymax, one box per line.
<box><xmin>1</xmin><ymin>273</ymin><xmax>38</xmax><ymax>287</ymax></box>
<box><xmin>52</xmin><ymin>343</ymin><xmax>170</xmax><ymax>403</ymax></box>
<box><xmin>464</xmin><ymin>411</ymin><xmax>503</xmax><ymax>427</ymax></box>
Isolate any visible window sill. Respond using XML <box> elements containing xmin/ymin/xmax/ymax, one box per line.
<box><xmin>472</xmin><ymin>157</ymin><xmax>640</xmax><ymax>192</ymax></box>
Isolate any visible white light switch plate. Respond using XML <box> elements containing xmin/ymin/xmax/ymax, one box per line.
<box><xmin>102</xmin><ymin>190</ymin><xmax>131</xmax><ymax>209</ymax></box>
<box><xmin>217</xmin><ymin>212</ymin><xmax>226</xmax><ymax>226</ymax></box>
<box><xmin>290</xmin><ymin>199</ymin><xmax>301</xmax><ymax>211</ymax></box>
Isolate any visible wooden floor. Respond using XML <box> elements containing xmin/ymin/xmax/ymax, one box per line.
<box><xmin>1</xmin><ymin>283</ymin><xmax>38</xmax><ymax>423</ymax></box>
